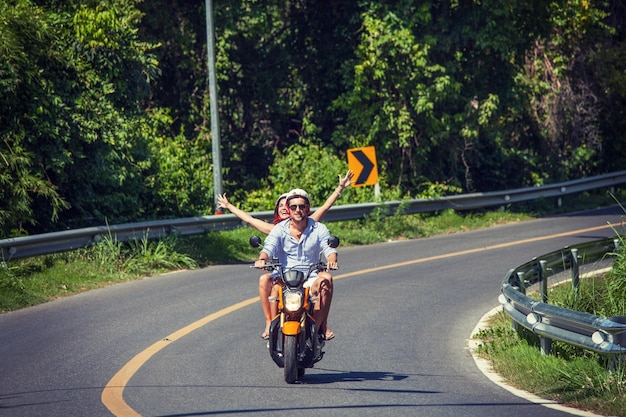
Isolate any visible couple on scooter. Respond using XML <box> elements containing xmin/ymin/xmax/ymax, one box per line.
<box><xmin>217</xmin><ymin>171</ymin><xmax>352</xmax><ymax>340</ymax></box>
<box><xmin>255</xmin><ymin>188</ymin><xmax>338</xmax><ymax>343</ymax></box>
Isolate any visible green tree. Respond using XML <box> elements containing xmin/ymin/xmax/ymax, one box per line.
<box><xmin>513</xmin><ymin>0</ymin><xmax>614</xmax><ymax>183</ymax></box>
<box><xmin>53</xmin><ymin>0</ymin><xmax>161</xmax><ymax>227</ymax></box>
<box><xmin>0</xmin><ymin>0</ymin><xmax>166</xmax><ymax>235</ymax></box>
<box><xmin>144</xmin><ymin>109</ymin><xmax>213</xmax><ymax>217</ymax></box>
<box><xmin>331</xmin><ymin>1</ymin><xmax>621</xmax><ymax>193</ymax></box>
<box><xmin>0</xmin><ymin>0</ymin><xmax>70</xmax><ymax>237</ymax></box>
<box><xmin>333</xmin><ymin>3</ymin><xmax>461</xmax><ymax>192</ymax></box>
<box><xmin>139</xmin><ymin>1</ymin><xmax>363</xmax><ymax>196</ymax></box>
<box><xmin>3</xmin><ymin>0</ymin><xmax>626</xmax><ymax>237</ymax></box>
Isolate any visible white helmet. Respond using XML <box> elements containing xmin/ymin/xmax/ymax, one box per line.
<box><xmin>286</xmin><ymin>188</ymin><xmax>310</xmax><ymax>205</ymax></box>
<box><xmin>274</xmin><ymin>192</ymin><xmax>289</xmax><ymax>211</ymax></box>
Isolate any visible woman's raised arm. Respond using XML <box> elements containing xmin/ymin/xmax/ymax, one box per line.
<box><xmin>217</xmin><ymin>194</ymin><xmax>274</xmax><ymax>235</ymax></box>
<box><xmin>310</xmin><ymin>170</ymin><xmax>354</xmax><ymax>222</ymax></box>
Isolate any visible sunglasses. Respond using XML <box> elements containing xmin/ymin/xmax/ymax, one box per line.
<box><xmin>289</xmin><ymin>204</ymin><xmax>307</xmax><ymax>211</ymax></box>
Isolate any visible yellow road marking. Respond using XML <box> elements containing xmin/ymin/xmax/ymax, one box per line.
<box><xmin>335</xmin><ymin>222</ymin><xmax>623</xmax><ymax>279</ymax></box>
<box><xmin>101</xmin><ymin>221</ymin><xmax>621</xmax><ymax>416</ymax></box>
<box><xmin>101</xmin><ymin>298</ymin><xmax>258</xmax><ymax>416</ymax></box>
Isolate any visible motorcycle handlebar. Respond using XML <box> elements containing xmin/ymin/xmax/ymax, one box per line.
<box><xmin>251</xmin><ymin>260</ymin><xmax>338</xmax><ymax>272</ymax></box>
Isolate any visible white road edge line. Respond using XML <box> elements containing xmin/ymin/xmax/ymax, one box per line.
<box><xmin>468</xmin><ymin>306</ymin><xmax>607</xmax><ymax>417</ymax></box>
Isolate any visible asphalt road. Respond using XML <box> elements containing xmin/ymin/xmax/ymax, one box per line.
<box><xmin>1</xmin><ymin>206</ymin><xmax>623</xmax><ymax>417</ymax></box>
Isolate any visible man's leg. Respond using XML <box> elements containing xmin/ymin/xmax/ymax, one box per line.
<box><xmin>269</xmin><ymin>283</ymin><xmax>279</xmax><ymax>320</ymax></box>
<box><xmin>312</xmin><ymin>272</ymin><xmax>334</xmax><ymax>339</ymax></box>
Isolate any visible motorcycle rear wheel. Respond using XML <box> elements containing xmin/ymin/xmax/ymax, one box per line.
<box><xmin>284</xmin><ymin>335</ymin><xmax>298</xmax><ymax>383</ymax></box>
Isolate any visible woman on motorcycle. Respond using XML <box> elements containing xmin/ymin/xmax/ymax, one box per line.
<box><xmin>217</xmin><ymin>170</ymin><xmax>352</xmax><ymax>339</ymax></box>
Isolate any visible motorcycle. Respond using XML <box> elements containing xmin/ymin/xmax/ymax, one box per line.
<box><xmin>250</xmin><ymin>235</ymin><xmax>339</xmax><ymax>383</ymax></box>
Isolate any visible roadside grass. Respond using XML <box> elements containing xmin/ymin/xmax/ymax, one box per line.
<box><xmin>475</xmin><ymin>310</ymin><xmax>626</xmax><ymax>417</ymax></box>
<box><xmin>0</xmin><ymin>233</ymin><xmax>197</xmax><ymax>312</ymax></box>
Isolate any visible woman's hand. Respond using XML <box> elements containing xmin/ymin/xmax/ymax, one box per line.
<box><xmin>217</xmin><ymin>193</ymin><xmax>230</xmax><ymax>209</ymax></box>
<box><xmin>338</xmin><ymin>170</ymin><xmax>354</xmax><ymax>190</ymax></box>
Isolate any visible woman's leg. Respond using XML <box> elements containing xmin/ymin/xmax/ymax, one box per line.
<box><xmin>259</xmin><ymin>273</ymin><xmax>273</xmax><ymax>338</ymax></box>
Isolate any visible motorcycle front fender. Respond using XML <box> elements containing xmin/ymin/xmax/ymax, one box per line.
<box><xmin>282</xmin><ymin>320</ymin><xmax>301</xmax><ymax>335</ymax></box>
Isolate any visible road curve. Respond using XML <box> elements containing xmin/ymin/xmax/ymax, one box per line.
<box><xmin>0</xmin><ymin>206</ymin><xmax>623</xmax><ymax>416</ymax></box>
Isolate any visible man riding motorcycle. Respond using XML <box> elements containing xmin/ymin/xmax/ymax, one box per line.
<box><xmin>254</xmin><ymin>188</ymin><xmax>337</xmax><ymax>340</ymax></box>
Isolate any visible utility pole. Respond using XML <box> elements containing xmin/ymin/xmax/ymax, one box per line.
<box><xmin>205</xmin><ymin>0</ymin><xmax>223</xmax><ymax>214</ymax></box>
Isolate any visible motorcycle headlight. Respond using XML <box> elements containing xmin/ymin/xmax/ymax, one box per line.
<box><xmin>284</xmin><ymin>291</ymin><xmax>303</xmax><ymax>312</ymax></box>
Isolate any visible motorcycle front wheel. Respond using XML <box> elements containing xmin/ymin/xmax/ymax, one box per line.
<box><xmin>283</xmin><ymin>335</ymin><xmax>298</xmax><ymax>383</ymax></box>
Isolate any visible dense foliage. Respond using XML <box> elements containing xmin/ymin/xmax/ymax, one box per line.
<box><xmin>1</xmin><ymin>0</ymin><xmax>625</xmax><ymax>238</ymax></box>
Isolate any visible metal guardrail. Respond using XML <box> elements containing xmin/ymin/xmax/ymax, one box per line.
<box><xmin>499</xmin><ymin>237</ymin><xmax>626</xmax><ymax>355</ymax></box>
<box><xmin>2</xmin><ymin>170</ymin><xmax>626</xmax><ymax>261</ymax></box>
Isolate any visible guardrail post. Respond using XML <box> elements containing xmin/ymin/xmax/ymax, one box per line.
<box><xmin>609</xmin><ymin>316</ymin><xmax>626</xmax><ymax>371</ymax></box>
<box><xmin>539</xmin><ymin>260</ymin><xmax>553</xmax><ymax>355</ymax></box>
<box><xmin>571</xmin><ymin>248</ymin><xmax>579</xmax><ymax>301</ymax></box>
<box><xmin>539</xmin><ymin>260</ymin><xmax>548</xmax><ymax>303</ymax></box>
<box><xmin>505</xmin><ymin>271</ymin><xmax>528</xmax><ymax>333</ymax></box>
<box><xmin>516</xmin><ymin>271</ymin><xmax>526</xmax><ymax>295</ymax></box>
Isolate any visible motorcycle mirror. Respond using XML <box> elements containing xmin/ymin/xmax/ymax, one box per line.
<box><xmin>319</xmin><ymin>236</ymin><xmax>339</xmax><ymax>264</ymax></box>
<box><xmin>249</xmin><ymin>235</ymin><xmax>262</xmax><ymax>248</ymax></box>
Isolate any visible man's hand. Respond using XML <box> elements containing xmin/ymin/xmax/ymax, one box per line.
<box><xmin>326</xmin><ymin>253</ymin><xmax>338</xmax><ymax>271</ymax></box>
<box><xmin>254</xmin><ymin>259</ymin><xmax>267</xmax><ymax>269</ymax></box>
